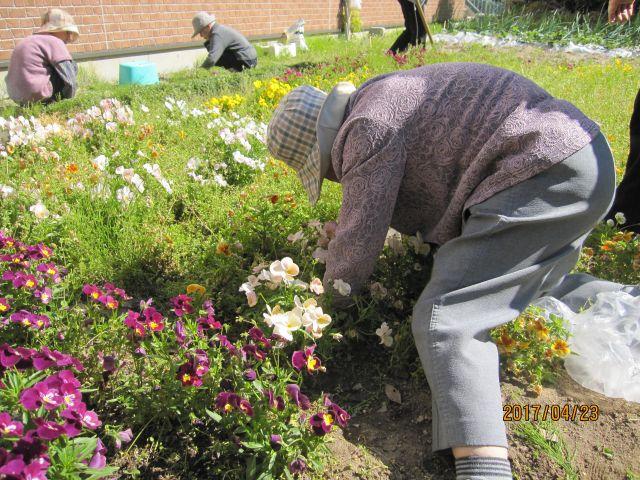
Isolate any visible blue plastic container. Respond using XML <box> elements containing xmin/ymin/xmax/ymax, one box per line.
<box><xmin>118</xmin><ymin>62</ymin><xmax>159</xmax><ymax>85</ymax></box>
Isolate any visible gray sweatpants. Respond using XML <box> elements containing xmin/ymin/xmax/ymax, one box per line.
<box><xmin>411</xmin><ymin>132</ymin><xmax>637</xmax><ymax>452</ymax></box>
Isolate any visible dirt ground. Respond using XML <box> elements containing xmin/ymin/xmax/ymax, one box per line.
<box><xmin>316</xmin><ymin>366</ymin><xmax>640</xmax><ymax>480</ymax></box>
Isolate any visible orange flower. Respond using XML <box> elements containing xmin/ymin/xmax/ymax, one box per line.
<box><xmin>600</xmin><ymin>240</ymin><xmax>617</xmax><ymax>252</ymax></box>
<box><xmin>551</xmin><ymin>339</ymin><xmax>570</xmax><ymax>357</ymax></box>
<box><xmin>268</xmin><ymin>194</ymin><xmax>279</xmax><ymax>204</ymax></box>
<box><xmin>66</xmin><ymin>163</ymin><xmax>78</xmax><ymax>174</ymax></box>
<box><xmin>216</xmin><ymin>242</ymin><xmax>230</xmax><ymax>256</ymax></box>
<box><xmin>186</xmin><ymin>283</ymin><xmax>206</xmax><ymax>296</ymax></box>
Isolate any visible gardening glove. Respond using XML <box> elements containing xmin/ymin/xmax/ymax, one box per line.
<box><xmin>608</xmin><ymin>0</ymin><xmax>635</xmax><ymax>23</ymax></box>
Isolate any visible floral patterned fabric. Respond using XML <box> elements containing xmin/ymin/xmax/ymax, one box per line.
<box><xmin>325</xmin><ymin>62</ymin><xmax>600</xmax><ymax>294</ymax></box>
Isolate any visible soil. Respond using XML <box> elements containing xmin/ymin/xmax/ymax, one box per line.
<box><xmin>312</xmin><ymin>351</ymin><xmax>640</xmax><ymax>480</ymax></box>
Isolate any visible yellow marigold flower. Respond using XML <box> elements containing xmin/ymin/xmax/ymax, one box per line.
<box><xmin>497</xmin><ymin>333</ymin><xmax>516</xmax><ymax>354</ymax></box>
<box><xmin>186</xmin><ymin>283</ymin><xmax>206</xmax><ymax>296</ymax></box>
<box><xmin>551</xmin><ymin>339</ymin><xmax>570</xmax><ymax>357</ymax></box>
<box><xmin>612</xmin><ymin>231</ymin><xmax>634</xmax><ymax>243</ymax></box>
<box><xmin>66</xmin><ymin>163</ymin><xmax>78</xmax><ymax>174</ymax></box>
<box><xmin>528</xmin><ymin>319</ymin><xmax>550</xmax><ymax>341</ymax></box>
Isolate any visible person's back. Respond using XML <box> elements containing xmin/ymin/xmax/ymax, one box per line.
<box><xmin>6</xmin><ymin>34</ymin><xmax>72</xmax><ymax>104</ymax></box>
<box><xmin>203</xmin><ymin>23</ymin><xmax>257</xmax><ymax>71</ymax></box>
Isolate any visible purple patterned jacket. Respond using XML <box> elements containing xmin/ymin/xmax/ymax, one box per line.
<box><xmin>324</xmin><ymin>62</ymin><xmax>600</xmax><ymax>294</ymax></box>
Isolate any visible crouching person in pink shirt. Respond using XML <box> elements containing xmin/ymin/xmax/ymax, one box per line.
<box><xmin>266</xmin><ymin>63</ymin><xmax>639</xmax><ymax>480</ymax></box>
<box><xmin>5</xmin><ymin>9</ymin><xmax>80</xmax><ymax>105</ymax></box>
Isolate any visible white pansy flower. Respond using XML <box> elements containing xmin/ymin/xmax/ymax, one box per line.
<box><xmin>333</xmin><ymin>279</ymin><xmax>351</xmax><ymax>296</ymax></box>
<box><xmin>115</xmin><ymin>166</ymin><xmax>135</xmax><ymax>182</ymax></box>
<box><xmin>310</xmin><ymin>278</ymin><xmax>324</xmax><ymax>295</ymax></box>
<box><xmin>140</xmin><ymin>104</ymin><xmax>149</xmax><ymax>113</ymax></box>
<box><xmin>213</xmin><ymin>174</ymin><xmax>228</xmax><ymax>187</ymax></box>
<box><xmin>116</xmin><ymin>186</ymin><xmax>134</xmax><ymax>206</ymax></box>
<box><xmin>375</xmin><ymin>322</ymin><xmax>394</xmax><ymax>347</ymax></box>
<box><xmin>91</xmin><ymin>154</ymin><xmax>109</xmax><ymax>171</ymax></box>
<box><xmin>385</xmin><ymin>228</ymin><xmax>405</xmax><ymax>255</ymax></box>
<box><xmin>409</xmin><ymin>231</ymin><xmax>431</xmax><ymax>255</ymax></box>
<box><xmin>269</xmin><ymin>257</ymin><xmax>299</xmax><ymax>284</ymax></box>
<box><xmin>287</xmin><ymin>230</ymin><xmax>305</xmax><ymax>243</ymax></box>
<box><xmin>370</xmin><ymin>282</ymin><xmax>388</xmax><ymax>300</ymax></box>
<box><xmin>160</xmin><ymin>178</ymin><xmax>172</xmax><ymax>194</ymax></box>
<box><xmin>131</xmin><ymin>174</ymin><xmax>145</xmax><ymax>193</ymax></box>
<box><xmin>29</xmin><ymin>202</ymin><xmax>50</xmax><ymax>220</ymax></box>
<box><xmin>0</xmin><ymin>185</ymin><xmax>15</xmax><ymax>199</ymax></box>
<box><xmin>272</xmin><ymin>310</ymin><xmax>303</xmax><ymax>342</ymax></box>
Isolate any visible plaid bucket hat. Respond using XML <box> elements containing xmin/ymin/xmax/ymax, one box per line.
<box><xmin>267</xmin><ymin>82</ymin><xmax>356</xmax><ymax>205</ymax></box>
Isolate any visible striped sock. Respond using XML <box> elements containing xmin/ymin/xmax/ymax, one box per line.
<box><xmin>455</xmin><ymin>456</ymin><xmax>513</xmax><ymax>480</ymax></box>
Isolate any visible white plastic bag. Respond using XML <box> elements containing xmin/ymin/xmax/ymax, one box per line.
<box><xmin>533</xmin><ymin>291</ymin><xmax>640</xmax><ymax>402</ymax></box>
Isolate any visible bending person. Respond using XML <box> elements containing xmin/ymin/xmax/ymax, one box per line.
<box><xmin>191</xmin><ymin>12</ymin><xmax>258</xmax><ymax>72</ymax></box>
<box><xmin>5</xmin><ymin>9</ymin><xmax>79</xmax><ymax>105</ymax></box>
<box><xmin>266</xmin><ymin>63</ymin><xmax>638</xmax><ymax>480</ymax></box>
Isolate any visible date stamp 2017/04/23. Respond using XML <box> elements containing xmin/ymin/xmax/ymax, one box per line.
<box><xmin>503</xmin><ymin>404</ymin><xmax>600</xmax><ymax>422</ymax></box>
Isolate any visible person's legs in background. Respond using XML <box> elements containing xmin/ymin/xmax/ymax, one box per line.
<box><xmin>389</xmin><ymin>0</ymin><xmax>418</xmax><ymax>53</ymax></box>
<box><xmin>412</xmin><ymin>133</ymin><xmax>618</xmax><ymax>480</ymax></box>
<box><xmin>606</xmin><ymin>87</ymin><xmax>640</xmax><ymax>233</ymax></box>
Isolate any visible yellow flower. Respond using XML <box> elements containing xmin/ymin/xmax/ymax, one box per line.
<box><xmin>551</xmin><ymin>339</ymin><xmax>570</xmax><ymax>357</ymax></box>
<box><xmin>528</xmin><ymin>319</ymin><xmax>550</xmax><ymax>341</ymax></box>
<box><xmin>186</xmin><ymin>283</ymin><xmax>206</xmax><ymax>296</ymax></box>
<box><xmin>254</xmin><ymin>80</ymin><xmax>263</xmax><ymax>89</ymax></box>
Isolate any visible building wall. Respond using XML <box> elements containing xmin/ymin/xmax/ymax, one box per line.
<box><xmin>0</xmin><ymin>0</ymin><xmax>467</xmax><ymax>62</ymax></box>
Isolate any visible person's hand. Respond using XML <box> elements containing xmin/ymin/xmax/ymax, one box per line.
<box><xmin>609</xmin><ymin>0</ymin><xmax>635</xmax><ymax>23</ymax></box>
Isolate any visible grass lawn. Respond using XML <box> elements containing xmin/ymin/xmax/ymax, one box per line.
<box><xmin>0</xmin><ymin>33</ymin><xmax>639</xmax><ymax>479</ymax></box>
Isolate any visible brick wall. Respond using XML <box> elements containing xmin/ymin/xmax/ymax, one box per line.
<box><xmin>0</xmin><ymin>0</ymin><xmax>467</xmax><ymax>62</ymax></box>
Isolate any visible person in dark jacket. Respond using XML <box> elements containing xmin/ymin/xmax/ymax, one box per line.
<box><xmin>605</xmin><ymin>0</ymin><xmax>639</xmax><ymax>232</ymax></box>
<box><xmin>389</xmin><ymin>0</ymin><xmax>427</xmax><ymax>54</ymax></box>
<box><xmin>191</xmin><ymin>12</ymin><xmax>257</xmax><ymax>72</ymax></box>
<box><xmin>5</xmin><ymin>8</ymin><xmax>79</xmax><ymax>105</ymax></box>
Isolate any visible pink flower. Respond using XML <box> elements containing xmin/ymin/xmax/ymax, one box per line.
<box><xmin>124</xmin><ymin>310</ymin><xmax>146</xmax><ymax>337</ymax></box>
<box><xmin>98</xmin><ymin>294</ymin><xmax>118</xmax><ymax>310</ymax></box>
<box><xmin>291</xmin><ymin>345</ymin><xmax>322</xmax><ymax>374</ymax></box>
<box><xmin>143</xmin><ymin>307</ymin><xmax>164</xmax><ymax>332</ymax></box>
<box><xmin>170</xmin><ymin>294</ymin><xmax>193</xmax><ymax>317</ymax></box>
<box><xmin>174</xmin><ymin>320</ymin><xmax>186</xmax><ymax>345</ymax></box>
<box><xmin>34</xmin><ymin>287</ymin><xmax>53</xmax><ymax>304</ymax></box>
<box><xmin>269</xmin><ymin>434</ymin><xmax>282</xmax><ymax>451</ymax></box>
<box><xmin>323</xmin><ymin>395</ymin><xmax>350</xmax><ymax>428</ymax></box>
<box><xmin>0</xmin><ymin>297</ymin><xmax>10</xmax><ymax>314</ymax></box>
<box><xmin>263</xmin><ymin>389</ymin><xmax>285</xmax><ymax>411</ymax></box>
<box><xmin>89</xmin><ymin>438</ymin><xmax>107</xmax><ymax>468</ymax></box>
<box><xmin>285</xmin><ymin>384</ymin><xmax>311</xmax><ymax>410</ymax></box>
<box><xmin>82</xmin><ymin>284</ymin><xmax>103</xmax><ymax>301</ymax></box>
<box><xmin>34</xmin><ymin>418</ymin><xmax>66</xmax><ymax>440</ymax></box>
<box><xmin>309</xmin><ymin>412</ymin><xmax>334</xmax><ymax>435</ymax></box>
<box><xmin>0</xmin><ymin>412</ymin><xmax>24</xmax><ymax>437</ymax></box>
